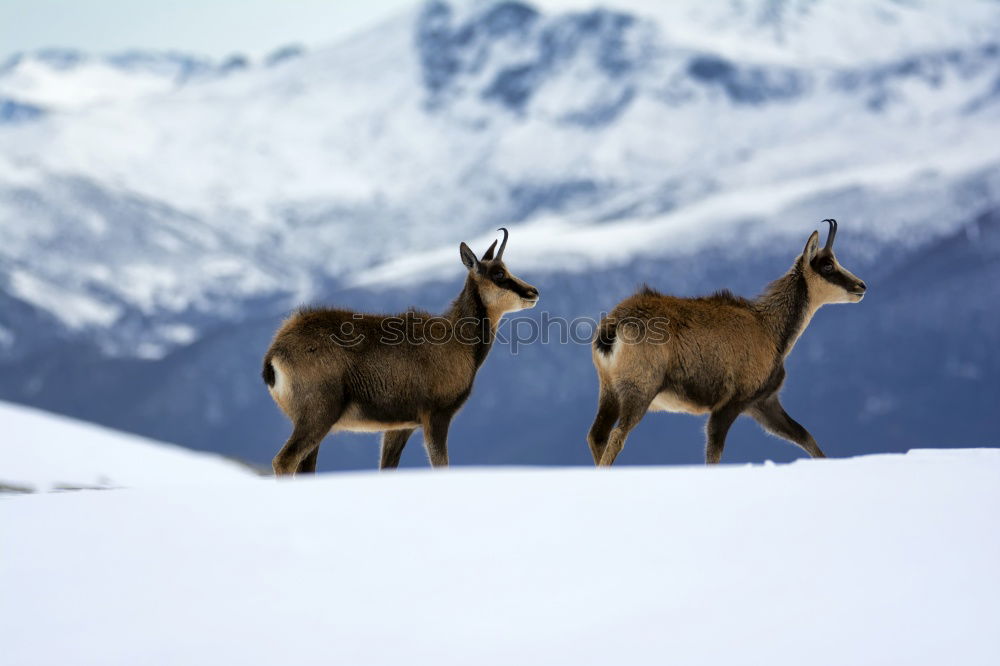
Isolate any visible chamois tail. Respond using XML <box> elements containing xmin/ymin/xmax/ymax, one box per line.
<box><xmin>262</xmin><ymin>352</ymin><xmax>276</xmax><ymax>387</ymax></box>
<box><xmin>593</xmin><ymin>317</ymin><xmax>618</xmax><ymax>356</ymax></box>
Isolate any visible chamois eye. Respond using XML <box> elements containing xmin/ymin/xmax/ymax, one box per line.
<box><xmin>822</xmin><ymin>263</ymin><xmax>834</xmax><ymax>273</ymax></box>
<box><xmin>493</xmin><ymin>270</ymin><xmax>505</xmax><ymax>280</ymax></box>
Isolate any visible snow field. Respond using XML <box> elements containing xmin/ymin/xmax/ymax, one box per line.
<box><xmin>2</xmin><ymin>448</ymin><xmax>998</xmax><ymax>665</ymax></box>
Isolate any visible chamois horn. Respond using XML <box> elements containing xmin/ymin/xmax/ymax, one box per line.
<box><xmin>496</xmin><ymin>227</ymin><xmax>509</xmax><ymax>261</ymax></box>
<box><xmin>822</xmin><ymin>218</ymin><xmax>837</xmax><ymax>249</ymax></box>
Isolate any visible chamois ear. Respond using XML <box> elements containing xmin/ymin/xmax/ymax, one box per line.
<box><xmin>480</xmin><ymin>239</ymin><xmax>498</xmax><ymax>261</ymax></box>
<box><xmin>802</xmin><ymin>230</ymin><xmax>820</xmax><ymax>261</ymax></box>
<box><xmin>459</xmin><ymin>242</ymin><xmax>479</xmax><ymax>270</ymax></box>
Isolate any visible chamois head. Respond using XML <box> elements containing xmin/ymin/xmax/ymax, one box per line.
<box><xmin>801</xmin><ymin>219</ymin><xmax>867</xmax><ymax>304</ymax></box>
<box><xmin>459</xmin><ymin>228</ymin><xmax>540</xmax><ymax>315</ymax></box>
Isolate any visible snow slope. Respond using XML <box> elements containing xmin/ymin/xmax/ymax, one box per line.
<box><xmin>0</xmin><ymin>401</ymin><xmax>254</xmax><ymax>492</ymax></box>
<box><xmin>1</xmin><ymin>449</ymin><xmax>997</xmax><ymax>665</ymax></box>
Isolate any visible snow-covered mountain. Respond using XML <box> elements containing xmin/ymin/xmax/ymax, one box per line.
<box><xmin>0</xmin><ymin>0</ymin><xmax>998</xmax><ymax>467</ymax></box>
<box><xmin>3</xmin><ymin>449</ymin><xmax>999</xmax><ymax>665</ymax></box>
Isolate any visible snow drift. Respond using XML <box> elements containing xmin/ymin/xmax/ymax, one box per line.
<box><xmin>0</xmin><ymin>401</ymin><xmax>254</xmax><ymax>492</ymax></box>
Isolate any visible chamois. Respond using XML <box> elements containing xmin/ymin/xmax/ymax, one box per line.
<box><xmin>587</xmin><ymin>219</ymin><xmax>867</xmax><ymax>466</ymax></box>
<box><xmin>263</xmin><ymin>229</ymin><xmax>539</xmax><ymax>476</ymax></box>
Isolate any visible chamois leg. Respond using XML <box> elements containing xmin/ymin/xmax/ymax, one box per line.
<box><xmin>587</xmin><ymin>385</ymin><xmax>620</xmax><ymax>466</ymax></box>
<box><xmin>273</xmin><ymin>420</ymin><xmax>333</xmax><ymax>477</ymax></box>
<box><xmin>749</xmin><ymin>395</ymin><xmax>826</xmax><ymax>459</ymax></box>
<box><xmin>705</xmin><ymin>403</ymin><xmax>742</xmax><ymax>464</ymax></box>
<box><xmin>598</xmin><ymin>383</ymin><xmax>654</xmax><ymax>467</ymax></box>
<box><xmin>273</xmin><ymin>397</ymin><xmax>343</xmax><ymax>477</ymax></box>
<box><xmin>380</xmin><ymin>428</ymin><xmax>416</xmax><ymax>470</ymax></box>
<box><xmin>420</xmin><ymin>412</ymin><xmax>452</xmax><ymax>468</ymax></box>
<box><xmin>297</xmin><ymin>447</ymin><xmax>320</xmax><ymax>474</ymax></box>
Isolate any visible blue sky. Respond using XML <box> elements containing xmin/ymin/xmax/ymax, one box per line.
<box><xmin>0</xmin><ymin>0</ymin><xmax>417</xmax><ymax>59</ymax></box>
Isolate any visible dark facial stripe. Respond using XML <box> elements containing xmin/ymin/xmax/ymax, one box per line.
<box><xmin>811</xmin><ymin>251</ymin><xmax>858</xmax><ymax>291</ymax></box>
<box><xmin>480</xmin><ymin>260</ymin><xmax>537</xmax><ymax>299</ymax></box>
<box><xmin>493</xmin><ymin>276</ymin><xmax>535</xmax><ymax>299</ymax></box>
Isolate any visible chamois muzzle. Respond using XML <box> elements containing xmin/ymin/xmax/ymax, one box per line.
<box><xmin>520</xmin><ymin>284</ymin><xmax>540</xmax><ymax>305</ymax></box>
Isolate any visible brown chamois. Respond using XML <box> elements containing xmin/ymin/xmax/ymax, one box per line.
<box><xmin>263</xmin><ymin>228</ymin><xmax>539</xmax><ymax>476</ymax></box>
<box><xmin>587</xmin><ymin>219</ymin><xmax>866</xmax><ymax>466</ymax></box>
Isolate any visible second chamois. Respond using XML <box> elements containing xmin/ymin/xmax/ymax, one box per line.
<box><xmin>588</xmin><ymin>219</ymin><xmax>866</xmax><ymax>466</ymax></box>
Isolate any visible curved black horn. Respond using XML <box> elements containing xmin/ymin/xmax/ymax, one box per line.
<box><xmin>495</xmin><ymin>227</ymin><xmax>509</xmax><ymax>260</ymax></box>
<box><xmin>822</xmin><ymin>218</ymin><xmax>837</xmax><ymax>249</ymax></box>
